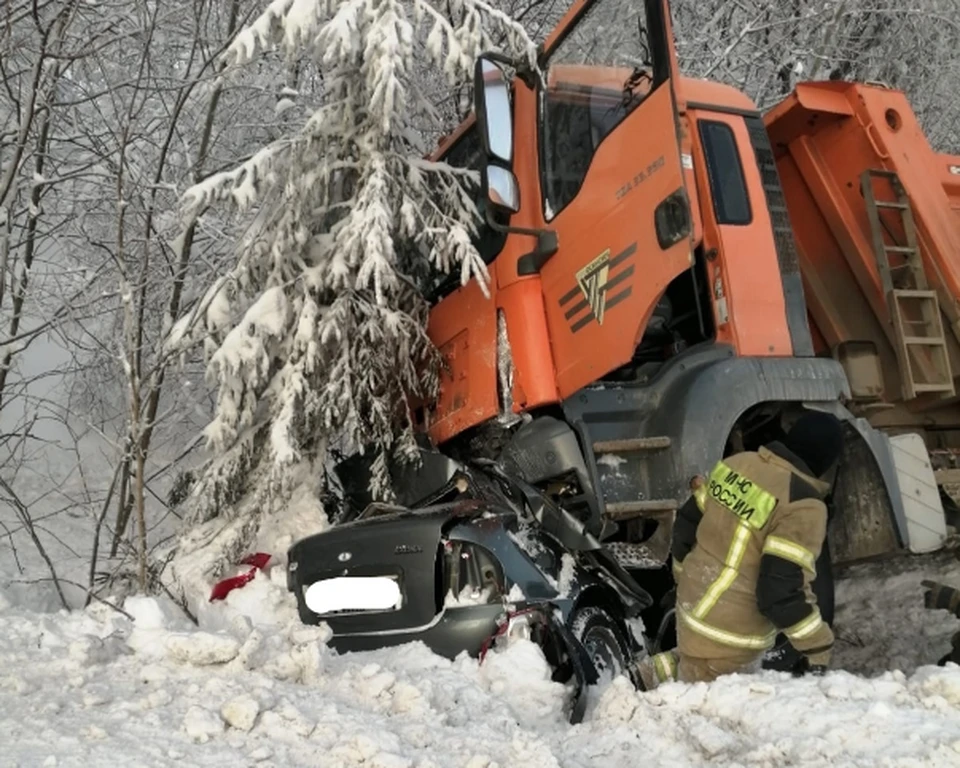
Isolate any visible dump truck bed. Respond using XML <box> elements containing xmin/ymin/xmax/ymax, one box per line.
<box><xmin>764</xmin><ymin>81</ymin><xmax>960</xmax><ymax>420</ymax></box>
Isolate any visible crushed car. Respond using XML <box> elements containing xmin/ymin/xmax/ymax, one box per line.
<box><xmin>285</xmin><ymin>448</ymin><xmax>657</xmax><ymax>722</ymax></box>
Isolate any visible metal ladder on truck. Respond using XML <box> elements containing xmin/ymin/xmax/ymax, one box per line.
<box><xmin>861</xmin><ymin>169</ymin><xmax>955</xmax><ymax>400</ymax></box>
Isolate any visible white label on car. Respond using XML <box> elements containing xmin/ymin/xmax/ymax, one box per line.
<box><xmin>681</xmin><ymin>153</ymin><xmax>694</xmax><ymax>170</ymax></box>
<box><xmin>305</xmin><ymin>576</ymin><xmax>402</xmax><ymax>614</ymax></box>
<box><xmin>950</xmin><ymin>165</ymin><xmax>960</xmax><ymax>176</ymax></box>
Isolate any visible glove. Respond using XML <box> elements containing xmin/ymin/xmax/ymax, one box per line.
<box><xmin>922</xmin><ymin>580</ymin><xmax>960</xmax><ymax>614</ymax></box>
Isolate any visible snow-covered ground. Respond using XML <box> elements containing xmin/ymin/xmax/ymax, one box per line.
<box><xmin>4</xmin><ymin>547</ymin><xmax>960</xmax><ymax>767</ymax></box>
<box><xmin>834</xmin><ymin>549</ymin><xmax>960</xmax><ymax>675</ymax></box>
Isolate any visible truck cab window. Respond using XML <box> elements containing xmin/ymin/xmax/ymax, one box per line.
<box><xmin>699</xmin><ymin>120</ymin><xmax>752</xmax><ymax>225</ymax></box>
<box><xmin>411</xmin><ymin>127</ymin><xmax>508</xmax><ymax>302</ymax></box>
<box><xmin>540</xmin><ymin>0</ymin><xmax>659</xmax><ymax>219</ymax></box>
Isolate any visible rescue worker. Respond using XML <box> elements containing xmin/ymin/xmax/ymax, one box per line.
<box><xmin>633</xmin><ymin>411</ymin><xmax>844</xmax><ymax>689</ymax></box>
<box><xmin>921</xmin><ymin>579</ymin><xmax>960</xmax><ymax>666</ymax></box>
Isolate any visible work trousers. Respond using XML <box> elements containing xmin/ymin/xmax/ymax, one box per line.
<box><xmin>635</xmin><ymin>648</ymin><xmax>762</xmax><ymax>689</ymax></box>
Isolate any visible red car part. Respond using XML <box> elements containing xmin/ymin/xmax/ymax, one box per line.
<box><xmin>208</xmin><ymin>552</ymin><xmax>272</xmax><ymax>602</ymax></box>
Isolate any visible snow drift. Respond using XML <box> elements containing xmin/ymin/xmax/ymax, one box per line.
<box><xmin>5</xmin><ymin>552</ymin><xmax>960</xmax><ymax>767</ymax></box>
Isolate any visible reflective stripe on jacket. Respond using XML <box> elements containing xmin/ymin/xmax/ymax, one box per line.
<box><xmin>672</xmin><ymin>443</ymin><xmax>835</xmax><ymax>661</ymax></box>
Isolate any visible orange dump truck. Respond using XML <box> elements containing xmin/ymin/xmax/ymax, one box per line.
<box><xmin>395</xmin><ymin>0</ymin><xmax>956</xmax><ymax>577</ymax></box>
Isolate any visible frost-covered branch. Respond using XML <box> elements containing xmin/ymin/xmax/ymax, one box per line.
<box><xmin>168</xmin><ymin>0</ymin><xmax>534</xmax><ymax>574</ymax></box>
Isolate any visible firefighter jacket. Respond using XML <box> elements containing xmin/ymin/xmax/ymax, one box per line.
<box><xmin>671</xmin><ymin>442</ymin><xmax>835</xmax><ymax>664</ymax></box>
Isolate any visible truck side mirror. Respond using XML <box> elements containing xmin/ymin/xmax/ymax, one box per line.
<box><xmin>484</xmin><ymin>165</ymin><xmax>519</xmax><ymax>213</ymax></box>
<box><xmin>474</xmin><ymin>57</ymin><xmax>513</xmax><ymax>164</ymax></box>
<box><xmin>473</xmin><ymin>51</ymin><xmax>558</xmax><ymax>270</ymax></box>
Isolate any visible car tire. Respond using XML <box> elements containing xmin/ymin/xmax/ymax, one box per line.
<box><xmin>569</xmin><ymin>606</ymin><xmax>632</xmax><ymax>685</ymax></box>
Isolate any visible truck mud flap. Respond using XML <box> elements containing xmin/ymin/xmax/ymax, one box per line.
<box><xmin>887</xmin><ymin>433</ymin><xmax>947</xmax><ymax>554</ymax></box>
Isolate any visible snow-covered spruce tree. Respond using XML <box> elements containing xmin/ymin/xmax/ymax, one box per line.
<box><xmin>168</xmin><ymin>0</ymin><xmax>533</xmax><ymax>575</ymax></box>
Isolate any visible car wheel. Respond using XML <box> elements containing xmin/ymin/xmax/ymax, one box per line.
<box><xmin>569</xmin><ymin>606</ymin><xmax>631</xmax><ymax>685</ymax></box>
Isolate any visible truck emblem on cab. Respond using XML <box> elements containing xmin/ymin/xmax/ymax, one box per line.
<box><xmin>338</xmin><ymin>551</ymin><xmax>352</xmax><ymax>562</ymax></box>
<box><xmin>558</xmin><ymin>242</ymin><xmax>637</xmax><ymax>333</ymax></box>
<box><xmin>576</xmin><ymin>249</ymin><xmax>611</xmax><ymax>325</ymax></box>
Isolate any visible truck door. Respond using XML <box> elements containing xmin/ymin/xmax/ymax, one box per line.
<box><xmin>537</xmin><ymin>0</ymin><xmax>693</xmax><ymax>397</ymax></box>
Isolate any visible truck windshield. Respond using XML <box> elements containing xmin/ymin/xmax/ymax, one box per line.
<box><xmin>540</xmin><ymin>0</ymin><xmax>660</xmax><ymax>218</ymax></box>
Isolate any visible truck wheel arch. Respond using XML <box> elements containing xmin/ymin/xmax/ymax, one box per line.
<box><xmin>562</xmin><ymin>348</ymin><xmax>907</xmax><ymax>562</ymax></box>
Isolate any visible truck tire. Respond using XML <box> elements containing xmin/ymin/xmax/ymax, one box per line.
<box><xmin>569</xmin><ymin>606</ymin><xmax>631</xmax><ymax>685</ymax></box>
